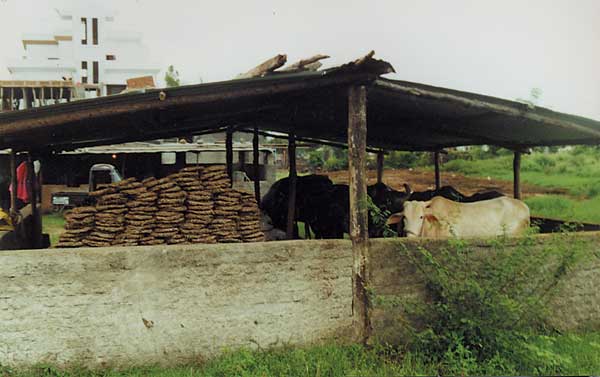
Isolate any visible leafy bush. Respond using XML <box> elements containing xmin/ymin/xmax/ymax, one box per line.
<box><xmin>387</xmin><ymin>234</ymin><xmax>587</xmax><ymax>375</ymax></box>
<box><xmin>306</xmin><ymin>149</ymin><xmax>325</xmax><ymax>170</ymax></box>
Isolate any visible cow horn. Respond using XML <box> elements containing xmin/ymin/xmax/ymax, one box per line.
<box><xmin>403</xmin><ymin>183</ymin><xmax>412</xmax><ymax>195</ymax></box>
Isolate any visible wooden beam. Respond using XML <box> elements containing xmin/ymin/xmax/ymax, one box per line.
<box><xmin>280</xmin><ymin>54</ymin><xmax>330</xmax><ymax>72</ymax></box>
<box><xmin>237</xmin><ymin>54</ymin><xmax>287</xmax><ymax>79</ymax></box>
<box><xmin>286</xmin><ymin>132</ymin><xmax>297</xmax><ymax>239</ymax></box>
<box><xmin>9</xmin><ymin>151</ymin><xmax>17</xmax><ymax>216</ymax></box>
<box><xmin>253</xmin><ymin>126</ymin><xmax>261</xmax><ymax>204</ymax></box>
<box><xmin>513</xmin><ymin>151</ymin><xmax>522</xmax><ymax>199</ymax></box>
<box><xmin>348</xmin><ymin>85</ymin><xmax>370</xmax><ymax>343</ymax></box>
<box><xmin>434</xmin><ymin>151</ymin><xmax>441</xmax><ymax>190</ymax></box>
<box><xmin>376</xmin><ymin>151</ymin><xmax>384</xmax><ymax>184</ymax></box>
<box><xmin>226</xmin><ymin>127</ymin><xmax>233</xmax><ymax>186</ymax></box>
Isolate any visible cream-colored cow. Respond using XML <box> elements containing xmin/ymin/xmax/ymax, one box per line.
<box><xmin>388</xmin><ymin>196</ymin><xmax>530</xmax><ymax>238</ymax></box>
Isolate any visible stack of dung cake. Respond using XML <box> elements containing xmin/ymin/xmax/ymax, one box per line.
<box><xmin>210</xmin><ymin>188</ymin><xmax>242</xmax><ymax>243</ymax></box>
<box><xmin>202</xmin><ymin>165</ymin><xmax>230</xmax><ymax>193</ymax></box>
<box><xmin>237</xmin><ymin>191</ymin><xmax>265</xmax><ymax>242</ymax></box>
<box><xmin>56</xmin><ymin>206</ymin><xmax>96</xmax><ymax>248</ymax></box>
<box><xmin>84</xmin><ymin>185</ymin><xmax>127</xmax><ymax>247</ymax></box>
<box><xmin>117</xmin><ymin>178</ymin><xmax>158</xmax><ymax>246</ymax></box>
<box><xmin>147</xmin><ymin>177</ymin><xmax>187</xmax><ymax>244</ymax></box>
<box><xmin>176</xmin><ymin>167</ymin><xmax>217</xmax><ymax>243</ymax></box>
<box><xmin>55</xmin><ymin>165</ymin><xmax>266</xmax><ymax>248</ymax></box>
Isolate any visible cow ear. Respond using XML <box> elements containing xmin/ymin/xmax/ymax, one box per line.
<box><xmin>424</xmin><ymin>214</ymin><xmax>439</xmax><ymax>223</ymax></box>
<box><xmin>387</xmin><ymin>213</ymin><xmax>404</xmax><ymax>225</ymax></box>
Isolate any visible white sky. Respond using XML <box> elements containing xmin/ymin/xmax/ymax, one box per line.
<box><xmin>0</xmin><ymin>0</ymin><xmax>599</xmax><ymax>120</ymax></box>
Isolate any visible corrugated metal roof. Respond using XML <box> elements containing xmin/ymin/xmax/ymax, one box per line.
<box><xmin>0</xmin><ymin>54</ymin><xmax>598</xmax><ymax>152</ymax></box>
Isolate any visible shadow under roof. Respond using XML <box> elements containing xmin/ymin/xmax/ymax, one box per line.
<box><xmin>0</xmin><ymin>55</ymin><xmax>599</xmax><ymax>153</ymax></box>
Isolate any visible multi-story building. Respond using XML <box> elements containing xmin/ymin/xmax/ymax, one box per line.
<box><xmin>5</xmin><ymin>2</ymin><xmax>159</xmax><ymax>98</ymax></box>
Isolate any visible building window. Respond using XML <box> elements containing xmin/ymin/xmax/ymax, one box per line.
<box><xmin>106</xmin><ymin>54</ymin><xmax>116</xmax><ymax>61</ymax></box>
<box><xmin>93</xmin><ymin>61</ymin><xmax>99</xmax><ymax>84</ymax></box>
<box><xmin>92</xmin><ymin>18</ymin><xmax>98</xmax><ymax>45</ymax></box>
<box><xmin>81</xmin><ymin>61</ymin><xmax>88</xmax><ymax>84</ymax></box>
<box><xmin>81</xmin><ymin>18</ymin><xmax>88</xmax><ymax>45</ymax></box>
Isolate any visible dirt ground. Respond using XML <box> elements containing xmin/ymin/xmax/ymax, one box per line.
<box><xmin>325</xmin><ymin>168</ymin><xmax>566</xmax><ymax>197</ymax></box>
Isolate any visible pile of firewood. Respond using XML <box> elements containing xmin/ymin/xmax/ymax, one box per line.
<box><xmin>56</xmin><ymin>165</ymin><xmax>265</xmax><ymax>248</ymax></box>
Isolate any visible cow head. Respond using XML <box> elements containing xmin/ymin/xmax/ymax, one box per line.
<box><xmin>387</xmin><ymin>200</ymin><xmax>437</xmax><ymax>238</ymax></box>
<box><xmin>368</xmin><ymin>182</ymin><xmax>412</xmax><ymax>214</ymax></box>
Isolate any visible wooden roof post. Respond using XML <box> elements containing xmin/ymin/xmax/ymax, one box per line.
<box><xmin>253</xmin><ymin>126</ymin><xmax>261</xmax><ymax>204</ymax></box>
<box><xmin>513</xmin><ymin>151</ymin><xmax>522</xmax><ymax>199</ymax></box>
<box><xmin>286</xmin><ymin>131</ymin><xmax>297</xmax><ymax>239</ymax></box>
<box><xmin>226</xmin><ymin>127</ymin><xmax>233</xmax><ymax>187</ymax></box>
<box><xmin>434</xmin><ymin>151</ymin><xmax>441</xmax><ymax>190</ymax></box>
<box><xmin>348</xmin><ymin>85</ymin><xmax>370</xmax><ymax>343</ymax></box>
<box><xmin>376</xmin><ymin>150</ymin><xmax>384</xmax><ymax>184</ymax></box>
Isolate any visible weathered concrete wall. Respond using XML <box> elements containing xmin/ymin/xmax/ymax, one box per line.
<box><xmin>0</xmin><ymin>240</ymin><xmax>355</xmax><ymax>367</ymax></box>
<box><xmin>367</xmin><ymin>233</ymin><xmax>600</xmax><ymax>345</ymax></box>
<box><xmin>3</xmin><ymin>233</ymin><xmax>600</xmax><ymax>367</ymax></box>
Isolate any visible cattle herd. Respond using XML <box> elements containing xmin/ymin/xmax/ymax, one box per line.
<box><xmin>261</xmin><ymin>174</ymin><xmax>530</xmax><ymax>239</ymax></box>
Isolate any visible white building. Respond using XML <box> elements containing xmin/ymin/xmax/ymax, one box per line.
<box><xmin>6</xmin><ymin>2</ymin><xmax>160</xmax><ymax>97</ymax></box>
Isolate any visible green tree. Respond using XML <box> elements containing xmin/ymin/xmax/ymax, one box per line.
<box><xmin>164</xmin><ymin>65</ymin><xmax>181</xmax><ymax>87</ymax></box>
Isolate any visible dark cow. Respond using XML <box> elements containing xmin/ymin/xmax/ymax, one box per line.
<box><xmin>260</xmin><ymin>175</ymin><xmax>411</xmax><ymax>239</ymax></box>
<box><xmin>408</xmin><ymin>185</ymin><xmax>504</xmax><ymax>203</ymax></box>
<box><xmin>260</xmin><ymin>175</ymin><xmax>333</xmax><ymax>238</ymax></box>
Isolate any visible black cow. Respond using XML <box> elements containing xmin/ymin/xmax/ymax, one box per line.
<box><xmin>260</xmin><ymin>175</ymin><xmax>411</xmax><ymax>239</ymax></box>
<box><xmin>408</xmin><ymin>185</ymin><xmax>504</xmax><ymax>203</ymax></box>
<box><xmin>260</xmin><ymin>175</ymin><xmax>333</xmax><ymax>238</ymax></box>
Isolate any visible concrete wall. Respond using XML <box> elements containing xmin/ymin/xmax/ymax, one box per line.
<box><xmin>2</xmin><ymin>233</ymin><xmax>600</xmax><ymax>367</ymax></box>
<box><xmin>0</xmin><ymin>240</ymin><xmax>355</xmax><ymax>367</ymax></box>
<box><xmin>367</xmin><ymin>234</ymin><xmax>600</xmax><ymax>345</ymax></box>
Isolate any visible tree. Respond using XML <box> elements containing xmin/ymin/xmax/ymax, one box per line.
<box><xmin>164</xmin><ymin>65</ymin><xmax>181</xmax><ymax>87</ymax></box>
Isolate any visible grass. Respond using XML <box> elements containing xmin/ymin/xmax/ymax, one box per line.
<box><xmin>2</xmin><ymin>334</ymin><xmax>600</xmax><ymax>376</ymax></box>
<box><xmin>443</xmin><ymin>151</ymin><xmax>600</xmax><ymax>198</ymax></box>
<box><xmin>42</xmin><ymin>213</ymin><xmax>65</xmax><ymax>246</ymax></box>
<box><xmin>441</xmin><ymin>149</ymin><xmax>600</xmax><ymax>224</ymax></box>
<box><xmin>0</xmin><ymin>343</ymin><xmax>436</xmax><ymax>377</ymax></box>
<box><xmin>525</xmin><ymin>195</ymin><xmax>600</xmax><ymax>223</ymax></box>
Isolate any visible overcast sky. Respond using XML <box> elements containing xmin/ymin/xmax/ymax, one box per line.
<box><xmin>0</xmin><ymin>0</ymin><xmax>598</xmax><ymax>120</ymax></box>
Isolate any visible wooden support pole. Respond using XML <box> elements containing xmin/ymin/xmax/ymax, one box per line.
<box><xmin>434</xmin><ymin>151</ymin><xmax>441</xmax><ymax>190</ymax></box>
<box><xmin>9</xmin><ymin>150</ymin><xmax>17</xmax><ymax>216</ymax></box>
<box><xmin>286</xmin><ymin>132</ymin><xmax>297</xmax><ymax>239</ymax></box>
<box><xmin>253</xmin><ymin>126</ymin><xmax>261</xmax><ymax>204</ymax></box>
<box><xmin>376</xmin><ymin>151</ymin><xmax>384</xmax><ymax>184</ymax></box>
<box><xmin>226</xmin><ymin>127</ymin><xmax>233</xmax><ymax>186</ymax></box>
<box><xmin>348</xmin><ymin>85</ymin><xmax>370</xmax><ymax>343</ymax></box>
<box><xmin>513</xmin><ymin>151</ymin><xmax>522</xmax><ymax>199</ymax></box>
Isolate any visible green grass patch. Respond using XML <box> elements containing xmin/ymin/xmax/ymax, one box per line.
<box><xmin>2</xmin><ymin>335</ymin><xmax>600</xmax><ymax>376</ymax></box>
<box><xmin>0</xmin><ymin>343</ymin><xmax>436</xmax><ymax>377</ymax></box>
<box><xmin>42</xmin><ymin>213</ymin><xmax>65</xmax><ymax>246</ymax></box>
<box><xmin>525</xmin><ymin>195</ymin><xmax>600</xmax><ymax>223</ymax></box>
<box><xmin>443</xmin><ymin>151</ymin><xmax>600</xmax><ymax>198</ymax></box>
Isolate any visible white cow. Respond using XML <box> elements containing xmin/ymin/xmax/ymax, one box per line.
<box><xmin>387</xmin><ymin>196</ymin><xmax>530</xmax><ymax>238</ymax></box>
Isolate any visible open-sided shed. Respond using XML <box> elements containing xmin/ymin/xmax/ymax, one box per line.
<box><xmin>2</xmin><ymin>51</ymin><xmax>600</xmax><ymax>342</ymax></box>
